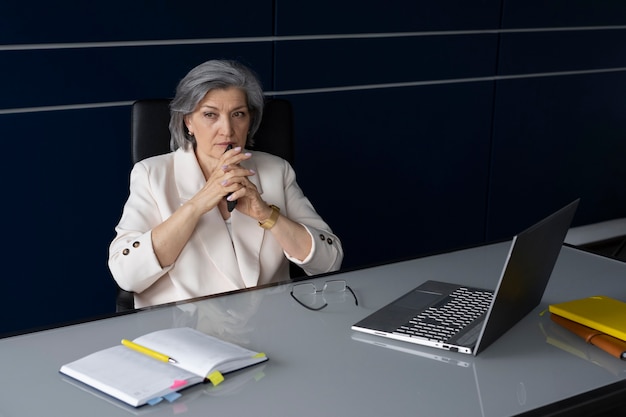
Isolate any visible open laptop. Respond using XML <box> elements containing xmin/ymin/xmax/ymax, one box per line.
<box><xmin>352</xmin><ymin>199</ymin><xmax>579</xmax><ymax>355</ymax></box>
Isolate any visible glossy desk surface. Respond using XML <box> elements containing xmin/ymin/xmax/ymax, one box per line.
<box><xmin>1</xmin><ymin>243</ymin><xmax>625</xmax><ymax>417</ymax></box>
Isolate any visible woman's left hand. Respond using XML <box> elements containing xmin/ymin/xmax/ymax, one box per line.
<box><xmin>221</xmin><ymin>165</ymin><xmax>272</xmax><ymax>221</ymax></box>
<box><xmin>223</xmin><ymin>159</ymin><xmax>313</xmax><ymax>261</ymax></box>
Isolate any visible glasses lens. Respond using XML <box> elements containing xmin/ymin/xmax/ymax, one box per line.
<box><xmin>323</xmin><ymin>280</ymin><xmax>346</xmax><ymax>293</ymax></box>
<box><xmin>292</xmin><ymin>283</ymin><xmax>317</xmax><ymax>296</ymax></box>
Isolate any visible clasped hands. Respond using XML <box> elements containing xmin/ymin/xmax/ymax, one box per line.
<box><xmin>194</xmin><ymin>147</ymin><xmax>273</xmax><ymax>221</ymax></box>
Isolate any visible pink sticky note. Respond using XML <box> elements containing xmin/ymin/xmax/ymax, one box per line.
<box><xmin>170</xmin><ymin>379</ymin><xmax>188</xmax><ymax>389</ymax></box>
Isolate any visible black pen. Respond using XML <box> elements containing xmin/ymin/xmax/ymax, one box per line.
<box><xmin>224</xmin><ymin>144</ymin><xmax>238</xmax><ymax>212</ymax></box>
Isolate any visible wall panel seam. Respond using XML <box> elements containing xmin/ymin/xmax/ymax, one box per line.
<box><xmin>2</xmin><ymin>26</ymin><xmax>625</xmax><ymax>51</ymax></box>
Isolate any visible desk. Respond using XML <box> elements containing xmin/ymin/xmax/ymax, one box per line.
<box><xmin>1</xmin><ymin>243</ymin><xmax>625</xmax><ymax>416</ymax></box>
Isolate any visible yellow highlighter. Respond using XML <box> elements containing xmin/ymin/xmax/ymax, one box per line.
<box><xmin>121</xmin><ymin>339</ymin><xmax>178</xmax><ymax>364</ymax></box>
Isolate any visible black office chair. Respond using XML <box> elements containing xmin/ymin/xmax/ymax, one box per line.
<box><xmin>116</xmin><ymin>98</ymin><xmax>302</xmax><ymax>312</ymax></box>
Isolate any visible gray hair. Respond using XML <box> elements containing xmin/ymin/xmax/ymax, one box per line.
<box><xmin>169</xmin><ymin>60</ymin><xmax>264</xmax><ymax>151</ymax></box>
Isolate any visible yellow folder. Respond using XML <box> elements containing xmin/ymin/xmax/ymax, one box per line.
<box><xmin>549</xmin><ymin>296</ymin><xmax>626</xmax><ymax>342</ymax></box>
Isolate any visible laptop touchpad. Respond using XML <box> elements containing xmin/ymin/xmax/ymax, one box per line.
<box><xmin>353</xmin><ymin>288</ymin><xmax>445</xmax><ymax>332</ymax></box>
<box><xmin>396</xmin><ymin>290</ymin><xmax>443</xmax><ymax>309</ymax></box>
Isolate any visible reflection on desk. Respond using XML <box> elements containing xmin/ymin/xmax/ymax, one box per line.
<box><xmin>61</xmin><ymin>362</ymin><xmax>267</xmax><ymax>416</ymax></box>
<box><xmin>540</xmin><ymin>315</ymin><xmax>626</xmax><ymax>377</ymax></box>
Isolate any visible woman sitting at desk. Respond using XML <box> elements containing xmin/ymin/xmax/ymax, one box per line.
<box><xmin>108</xmin><ymin>59</ymin><xmax>343</xmax><ymax>308</ymax></box>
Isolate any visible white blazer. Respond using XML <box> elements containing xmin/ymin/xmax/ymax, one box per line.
<box><xmin>109</xmin><ymin>148</ymin><xmax>343</xmax><ymax>308</ymax></box>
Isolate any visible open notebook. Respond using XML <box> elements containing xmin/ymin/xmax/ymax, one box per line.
<box><xmin>60</xmin><ymin>327</ymin><xmax>268</xmax><ymax>407</ymax></box>
<box><xmin>352</xmin><ymin>199</ymin><xmax>579</xmax><ymax>355</ymax></box>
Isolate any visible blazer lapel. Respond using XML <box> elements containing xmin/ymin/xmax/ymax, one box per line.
<box><xmin>196</xmin><ymin>211</ymin><xmax>246</xmax><ymax>288</ymax></box>
<box><xmin>233</xmin><ymin>155</ymin><xmax>264</xmax><ymax>287</ymax></box>
<box><xmin>174</xmin><ymin>148</ymin><xmax>245</xmax><ymax>288</ymax></box>
<box><xmin>232</xmin><ymin>211</ymin><xmax>263</xmax><ymax>287</ymax></box>
<box><xmin>173</xmin><ymin>148</ymin><xmax>206</xmax><ymax>201</ymax></box>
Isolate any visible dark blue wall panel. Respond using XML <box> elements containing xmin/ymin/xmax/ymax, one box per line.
<box><xmin>2</xmin><ymin>107</ymin><xmax>131</xmax><ymax>334</ymax></box>
<box><xmin>0</xmin><ymin>1</ymin><xmax>272</xmax><ymax>43</ymax></box>
<box><xmin>488</xmin><ymin>0</ymin><xmax>626</xmax><ymax>239</ymax></box>
<box><xmin>287</xmin><ymin>82</ymin><xmax>494</xmax><ymax>269</ymax></box>
<box><xmin>488</xmin><ymin>71</ymin><xmax>626</xmax><ymax>239</ymax></box>
<box><xmin>276</xmin><ymin>0</ymin><xmax>501</xmax><ymax>34</ymax></box>
<box><xmin>0</xmin><ymin>45</ymin><xmax>274</xmax><ymax>108</ymax></box>
<box><xmin>274</xmin><ymin>35</ymin><xmax>498</xmax><ymax>90</ymax></box>
<box><xmin>498</xmin><ymin>30</ymin><xmax>626</xmax><ymax>74</ymax></box>
<box><xmin>501</xmin><ymin>0</ymin><xmax>626</xmax><ymax>27</ymax></box>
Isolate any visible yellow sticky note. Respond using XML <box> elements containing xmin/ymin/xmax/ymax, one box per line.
<box><xmin>207</xmin><ymin>371</ymin><xmax>224</xmax><ymax>386</ymax></box>
<box><xmin>253</xmin><ymin>352</ymin><xmax>266</xmax><ymax>359</ymax></box>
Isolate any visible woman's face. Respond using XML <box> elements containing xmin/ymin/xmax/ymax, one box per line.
<box><xmin>185</xmin><ymin>87</ymin><xmax>251</xmax><ymax>159</ymax></box>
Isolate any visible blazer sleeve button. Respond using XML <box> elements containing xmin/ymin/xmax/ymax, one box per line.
<box><xmin>327</xmin><ymin>238</ymin><xmax>333</xmax><ymax>245</ymax></box>
<box><xmin>319</xmin><ymin>234</ymin><xmax>326</xmax><ymax>241</ymax></box>
<box><xmin>122</xmin><ymin>248</ymin><xmax>130</xmax><ymax>256</ymax></box>
<box><xmin>132</xmin><ymin>241</ymin><xmax>141</xmax><ymax>248</ymax></box>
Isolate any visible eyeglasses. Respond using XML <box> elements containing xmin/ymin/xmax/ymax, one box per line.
<box><xmin>290</xmin><ymin>279</ymin><xmax>359</xmax><ymax>311</ymax></box>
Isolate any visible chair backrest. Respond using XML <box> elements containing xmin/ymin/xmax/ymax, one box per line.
<box><xmin>116</xmin><ymin>98</ymin><xmax>299</xmax><ymax>312</ymax></box>
<box><xmin>131</xmin><ymin>98</ymin><xmax>295</xmax><ymax>165</ymax></box>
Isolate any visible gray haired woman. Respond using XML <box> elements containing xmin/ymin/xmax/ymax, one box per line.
<box><xmin>109</xmin><ymin>59</ymin><xmax>343</xmax><ymax>308</ymax></box>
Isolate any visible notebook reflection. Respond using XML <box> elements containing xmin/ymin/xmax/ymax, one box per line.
<box><xmin>539</xmin><ymin>318</ymin><xmax>626</xmax><ymax>377</ymax></box>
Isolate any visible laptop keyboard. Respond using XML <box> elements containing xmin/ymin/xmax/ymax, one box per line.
<box><xmin>394</xmin><ymin>287</ymin><xmax>493</xmax><ymax>342</ymax></box>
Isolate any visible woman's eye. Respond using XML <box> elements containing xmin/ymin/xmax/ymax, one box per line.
<box><xmin>233</xmin><ymin>111</ymin><xmax>246</xmax><ymax>118</ymax></box>
<box><xmin>203</xmin><ymin>112</ymin><xmax>216</xmax><ymax>118</ymax></box>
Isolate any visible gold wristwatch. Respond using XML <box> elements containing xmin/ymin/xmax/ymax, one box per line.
<box><xmin>259</xmin><ymin>204</ymin><xmax>280</xmax><ymax>229</ymax></box>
